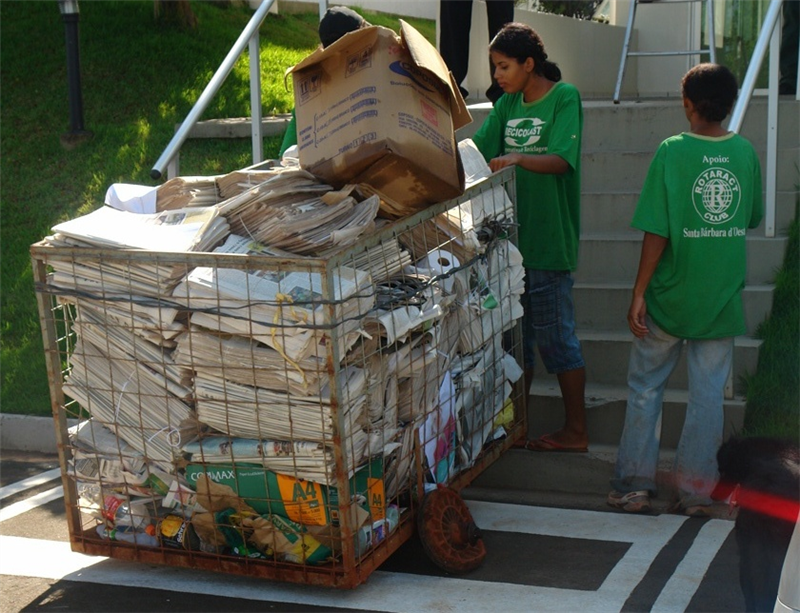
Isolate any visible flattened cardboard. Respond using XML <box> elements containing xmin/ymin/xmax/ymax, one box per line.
<box><xmin>288</xmin><ymin>21</ymin><xmax>471</xmax><ymax>216</ymax></box>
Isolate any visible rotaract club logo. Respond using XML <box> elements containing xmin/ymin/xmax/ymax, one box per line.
<box><xmin>504</xmin><ymin>117</ymin><xmax>545</xmax><ymax>148</ymax></box>
<box><xmin>691</xmin><ymin>167</ymin><xmax>742</xmax><ymax>225</ymax></box>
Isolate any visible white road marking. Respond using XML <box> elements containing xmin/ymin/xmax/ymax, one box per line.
<box><xmin>0</xmin><ymin>501</ymin><xmax>694</xmax><ymax>613</ymax></box>
<box><xmin>651</xmin><ymin>519</ymin><xmax>735</xmax><ymax>612</ymax></box>
<box><xmin>0</xmin><ymin>534</ymin><xmax>652</xmax><ymax>613</ymax></box>
<box><xmin>0</xmin><ymin>468</ymin><xmax>62</xmax><ymax>500</ymax></box>
<box><xmin>0</xmin><ymin>486</ymin><xmax>64</xmax><ymax>523</ymax></box>
<box><xmin>467</xmin><ymin>500</ymin><xmax>689</xmax><ymax>611</ymax></box>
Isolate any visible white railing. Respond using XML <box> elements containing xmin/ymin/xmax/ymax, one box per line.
<box><xmin>150</xmin><ymin>0</ymin><xmax>276</xmax><ymax>180</ymax></box>
<box><xmin>727</xmin><ymin>0</ymin><xmax>786</xmax><ymax>239</ymax></box>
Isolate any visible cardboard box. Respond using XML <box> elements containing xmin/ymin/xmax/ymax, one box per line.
<box><xmin>287</xmin><ymin>21</ymin><xmax>471</xmax><ymax>216</ymax></box>
<box><xmin>185</xmin><ymin>457</ymin><xmax>385</xmax><ymax>528</ymax></box>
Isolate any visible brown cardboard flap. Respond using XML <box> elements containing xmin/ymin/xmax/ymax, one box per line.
<box><xmin>288</xmin><ymin>25</ymin><xmax>389</xmax><ymax>76</ymax></box>
<box><xmin>399</xmin><ymin>20</ymin><xmax>472</xmax><ymax>131</ymax></box>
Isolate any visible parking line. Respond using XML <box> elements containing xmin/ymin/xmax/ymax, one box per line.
<box><xmin>0</xmin><ymin>468</ymin><xmax>62</xmax><ymax>501</ymax></box>
<box><xmin>650</xmin><ymin>519</ymin><xmax>735</xmax><ymax>612</ymax></box>
<box><xmin>0</xmin><ymin>486</ymin><xmax>64</xmax><ymax>523</ymax></box>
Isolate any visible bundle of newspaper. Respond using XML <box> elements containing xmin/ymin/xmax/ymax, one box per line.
<box><xmin>192</xmin><ymin>365</ymin><xmax>370</xmax><ymax>474</ymax></box>
<box><xmin>173</xmin><ymin>327</ymin><xmax>328</xmax><ymax>397</ymax></box>
<box><xmin>51</xmin><ymin>205</ymin><xmax>229</xmax><ymax>253</ymax></box>
<box><xmin>450</xmin><ymin>334</ymin><xmax>523</xmax><ymax>468</ymax></box>
<box><xmin>216</xmin><ymin>169</ymin><xmax>380</xmax><ymax>256</ymax></box>
<box><xmin>64</xmin><ymin>340</ymin><xmax>196</xmax><ymax>467</ymax></box>
<box><xmin>45</xmin><ymin>205</ymin><xmax>230</xmax><ymax>296</ymax></box>
<box><xmin>216</xmin><ymin>168</ymin><xmax>287</xmax><ymax>200</ymax></box>
<box><xmin>455</xmin><ymin>238</ymin><xmax>525</xmax><ymax>355</ymax></box>
<box><xmin>181</xmin><ymin>436</ymin><xmax>339</xmax><ymax>483</ymax></box>
<box><xmin>70</xmin><ymin>297</ymin><xmax>192</xmax><ymax>398</ymax></box>
<box><xmin>171</xmin><ymin>234</ymin><xmax>374</xmax><ymax>362</ymax></box>
<box><xmin>156</xmin><ymin>175</ymin><xmax>220</xmax><ymax>211</ymax></box>
<box><xmin>320</xmin><ymin>231</ymin><xmax>413</xmax><ymax>285</ymax></box>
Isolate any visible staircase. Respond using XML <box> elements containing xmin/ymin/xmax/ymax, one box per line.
<box><xmin>458</xmin><ymin>96</ymin><xmax>799</xmax><ymax>502</ymax></box>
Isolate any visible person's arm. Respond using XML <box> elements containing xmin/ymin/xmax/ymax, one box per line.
<box><xmin>488</xmin><ymin>152</ymin><xmax>569</xmax><ymax>175</ymax></box>
<box><xmin>628</xmin><ymin>231</ymin><xmax>668</xmax><ymax>338</ymax></box>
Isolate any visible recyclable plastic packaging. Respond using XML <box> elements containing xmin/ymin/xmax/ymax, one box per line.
<box><xmin>96</xmin><ymin>524</ymin><xmax>159</xmax><ymax>547</ymax></box>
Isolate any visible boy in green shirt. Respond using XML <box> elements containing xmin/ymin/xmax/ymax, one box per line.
<box><xmin>608</xmin><ymin>64</ymin><xmax>763</xmax><ymax>515</ymax></box>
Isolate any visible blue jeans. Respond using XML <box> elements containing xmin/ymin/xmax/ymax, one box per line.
<box><xmin>522</xmin><ymin>269</ymin><xmax>585</xmax><ymax>374</ymax></box>
<box><xmin>611</xmin><ymin>317</ymin><xmax>733</xmax><ymax>507</ymax></box>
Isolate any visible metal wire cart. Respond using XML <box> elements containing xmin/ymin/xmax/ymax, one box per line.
<box><xmin>31</xmin><ymin>164</ymin><xmax>526</xmax><ymax>588</ymax></box>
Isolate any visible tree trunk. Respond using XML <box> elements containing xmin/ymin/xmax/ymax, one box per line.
<box><xmin>154</xmin><ymin>0</ymin><xmax>198</xmax><ymax>29</ymax></box>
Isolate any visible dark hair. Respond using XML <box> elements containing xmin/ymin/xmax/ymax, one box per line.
<box><xmin>318</xmin><ymin>6</ymin><xmax>367</xmax><ymax>49</ymax></box>
<box><xmin>681</xmin><ymin>63</ymin><xmax>738</xmax><ymax>122</ymax></box>
<box><xmin>489</xmin><ymin>22</ymin><xmax>562</xmax><ymax>83</ymax></box>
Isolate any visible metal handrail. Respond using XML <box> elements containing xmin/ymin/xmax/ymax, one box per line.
<box><xmin>150</xmin><ymin>0</ymin><xmax>276</xmax><ymax>180</ymax></box>
<box><xmin>727</xmin><ymin>0</ymin><xmax>784</xmax><ymax>238</ymax></box>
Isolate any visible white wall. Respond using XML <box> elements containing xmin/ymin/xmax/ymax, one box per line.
<box><xmin>273</xmin><ymin>0</ymin><xmax>436</xmax><ymax>19</ymax></box>
<box><xmin>272</xmin><ymin>0</ymin><xmax>703</xmax><ymax>99</ymax></box>
<box><xmin>623</xmin><ymin>0</ymin><xmax>705</xmax><ymax>98</ymax></box>
<box><xmin>460</xmin><ymin>5</ymin><xmax>636</xmax><ymax>100</ymax></box>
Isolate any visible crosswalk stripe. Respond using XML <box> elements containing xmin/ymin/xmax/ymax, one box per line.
<box><xmin>0</xmin><ymin>486</ymin><xmax>64</xmax><ymax>523</ymax></box>
<box><xmin>0</xmin><ymin>468</ymin><xmax>62</xmax><ymax>501</ymax></box>
<box><xmin>0</xmin><ymin>474</ymin><xmax>735</xmax><ymax>612</ymax></box>
<box><xmin>651</xmin><ymin>518</ymin><xmax>735</xmax><ymax>612</ymax></box>
<box><xmin>0</xmin><ymin>534</ymin><xmax>652</xmax><ymax>612</ymax></box>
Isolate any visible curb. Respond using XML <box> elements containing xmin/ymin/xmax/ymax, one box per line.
<box><xmin>0</xmin><ymin>414</ymin><xmax>78</xmax><ymax>454</ymax></box>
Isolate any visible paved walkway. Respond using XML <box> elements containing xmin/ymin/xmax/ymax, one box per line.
<box><xmin>0</xmin><ymin>450</ymin><xmax>746</xmax><ymax>612</ymax></box>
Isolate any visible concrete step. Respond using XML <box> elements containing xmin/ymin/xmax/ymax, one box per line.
<box><xmin>582</xmin><ymin>98</ymin><xmax>800</xmax><ymax>152</ymax></box>
<box><xmin>182</xmin><ymin>115</ymin><xmax>292</xmax><ymax>139</ymax></box>
<box><xmin>532</xmin><ymin>331</ymin><xmax>762</xmax><ymax>390</ymax></box>
<box><xmin>581</xmin><ymin>190</ymin><xmax>798</xmax><ymax>238</ymax></box>
<box><xmin>526</xmin><ymin>382</ymin><xmax>746</xmax><ymax>449</ymax></box>
<box><xmin>460</xmin><ymin>98</ymin><xmax>800</xmax><ymax>153</ymax></box>
<box><xmin>573</xmin><ymin>282</ymin><xmax>774</xmax><ymax>336</ymax></box>
<box><xmin>574</xmin><ymin>234</ymin><xmax>788</xmax><ymax>286</ymax></box>
<box><xmin>581</xmin><ymin>148</ymin><xmax>799</xmax><ymax>193</ymax></box>
<box><xmin>469</xmin><ymin>443</ymin><xmax>684</xmax><ymax>502</ymax></box>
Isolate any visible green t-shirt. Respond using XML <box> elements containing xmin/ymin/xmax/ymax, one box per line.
<box><xmin>632</xmin><ymin>132</ymin><xmax>763</xmax><ymax>339</ymax></box>
<box><xmin>278</xmin><ymin>109</ymin><xmax>297</xmax><ymax>158</ymax></box>
<box><xmin>473</xmin><ymin>82</ymin><xmax>583</xmax><ymax>271</ymax></box>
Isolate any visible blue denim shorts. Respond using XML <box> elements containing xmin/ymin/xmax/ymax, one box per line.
<box><xmin>522</xmin><ymin>269</ymin><xmax>585</xmax><ymax>374</ymax></box>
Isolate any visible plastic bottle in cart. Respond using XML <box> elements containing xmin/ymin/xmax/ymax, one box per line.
<box><xmin>77</xmin><ymin>482</ymin><xmax>149</xmax><ymax>530</ymax></box>
<box><xmin>96</xmin><ymin>524</ymin><xmax>159</xmax><ymax>547</ymax></box>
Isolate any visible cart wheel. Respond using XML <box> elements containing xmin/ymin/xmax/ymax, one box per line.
<box><xmin>417</xmin><ymin>487</ymin><xmax>486</xmax><ymax>574</ymax></box>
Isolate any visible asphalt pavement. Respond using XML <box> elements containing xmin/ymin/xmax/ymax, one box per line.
<box><xmin>0</xmin><ymin>447</ymin><xmax>748</xmax><ymax>613</ymax></box>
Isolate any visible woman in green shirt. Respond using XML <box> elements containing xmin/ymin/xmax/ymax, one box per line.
<box><xmin>473</xmin><ymin>22</ymin><xmax>588</xmax><ymax>453</ymax></box>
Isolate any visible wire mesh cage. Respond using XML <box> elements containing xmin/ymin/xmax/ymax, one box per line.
<box><xmin>31</xmin><ymin>159</ymin><xmax>525</xmax><ymax>589</ymax></box>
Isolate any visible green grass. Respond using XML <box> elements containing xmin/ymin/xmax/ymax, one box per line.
<box><xmin>1</xmin><ymin>2</ymin><xmax>797</xmax><ymax>444</ymax></box>
<box><xmin>0</xmin><ymin>1</ymin><xmax>433</xmax><ymax>417</ymax></box>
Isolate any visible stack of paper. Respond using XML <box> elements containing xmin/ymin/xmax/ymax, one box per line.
<box><xmin>156</xmin><ymin>175</ymin><xmax>220</xmax><ymax>211</ymax></box>
<box><xmin>455</xmin><ymin>239</ymin><xmax>525</xmax><ymax>355</ymax></box>
<box><xmin>64</xmin><ymin>340</ymin><xmax>195</xmax><ymax>467</ymax></box>
<box><xmin>216</xmin><ymin>168</ymin><xmax>289</xmax><ymax>200</ymax></box>
<box><xmin>458</xmin><ymin>138</ymin><xmax>515</xmax><ymax>225</ymax></box>
<box><xmin>51</xmin><ymin>205</ymin><xmax>229</xmax><ymax>253</ymax></box>
<box><xmin>182</xmin><ymin>436</ymin><xmax>340</xmax><ymax>483</ymax></box>
<box><xmin>193</xmin><ymin>366</ymin><xmax>369</xmax><ymax>474</ymax></box>
<box><xmin>216</xmin><ymin>170</ymin><xmax>380</xmax><ymax>256</ymax></box>
<box><xmin>171</xmin><ymin>234</ymin><xmax>374</xmax><ymax>362</ymax></box>
<box><xmin>321</xmin><ymin>235</ymin><xmax>412</xmax><ymax>284</ymax></box>
<box><xmin>70</xmin><ymin>298</ymin><xmax>192</xmax><ymax>399</ymax></box>
<box><xmin>173</xmin><ymin>327</ymin><xmax>328</xmax><ymax>397</ymax></box>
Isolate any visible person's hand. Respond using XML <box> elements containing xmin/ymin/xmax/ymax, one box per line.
<box><xmin>628</xmin><ymin>294</ymin><xmax>649</xmax><ymax>338</ymax></box>
<box><xmin>489</xmin><ymin>154</ymin><xmax>520</xmax><ymax>172</ymax></box>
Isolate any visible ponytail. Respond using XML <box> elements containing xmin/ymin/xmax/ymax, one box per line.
<box><xmin>489</xmin><ymin>22</ymin><xmax>562</xmax><ymax>83</ymax></box>
<box><xmin>541</xmin><ymin>60</ymin><xmax>562</xmax><ymax>83</ymax></box>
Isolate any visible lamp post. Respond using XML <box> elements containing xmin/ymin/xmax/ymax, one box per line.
<box><xmin>58</xmin><ymin>0</ymin><xmax>92</xmax><ymax>147</ymax></box>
